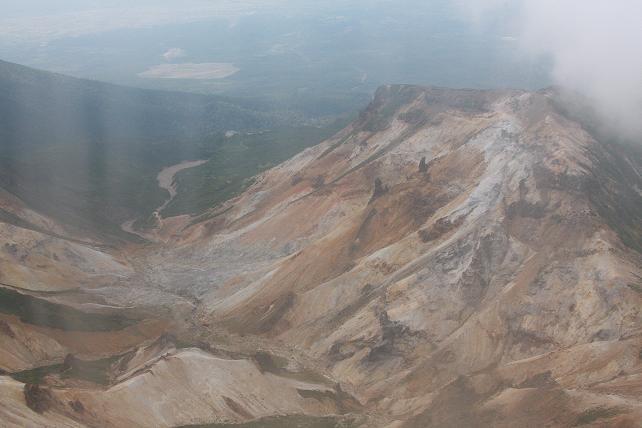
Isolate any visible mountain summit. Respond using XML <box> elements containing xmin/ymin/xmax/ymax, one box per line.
<box><xmin>1</xmin><ymin>85</ymin><xmax>641</xmax><ymax>427</ymax></box>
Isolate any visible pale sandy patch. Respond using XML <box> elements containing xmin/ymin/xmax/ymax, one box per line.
<box><xmin>139</xmin><ymin>63</ymin><xmax>239</xmax><ymax>79</ymax></box>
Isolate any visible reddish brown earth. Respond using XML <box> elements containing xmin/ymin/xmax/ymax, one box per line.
<box><xmin>1</xmin><ymin>85</ymin><xmax>641</xmax><ymax>427</ymax></box>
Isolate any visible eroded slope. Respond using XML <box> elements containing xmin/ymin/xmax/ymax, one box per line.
<box><xmin>2</xmin><ymin>85</ymin><xmax>641</xmax><ymax>427</ymax></box>
<box><xmin>139</xmin><ymin>85</ymin><xmax>642</xmax><ymax>426</ymax></box>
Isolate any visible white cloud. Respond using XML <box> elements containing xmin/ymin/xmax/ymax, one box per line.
<box><xmin>456</xmin><ymin>0</ymin><xmax>642</xmax><ymax>138</ymax></box>
<box><xmin>163</xmin><ymin>48</ymin><xmax>186</xmax><ymax>62</ymax></box>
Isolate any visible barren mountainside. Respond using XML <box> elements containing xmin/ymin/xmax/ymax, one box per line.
<box><xmin>1</xmin><ymin>85</ymin><xmax>641</xmax><ymax>427</ymax></box>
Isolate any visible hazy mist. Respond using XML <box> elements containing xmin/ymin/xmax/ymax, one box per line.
<box><xmin>2</xmin><ymin>0</ymin><xmax>640</xmax><ymax>138</ymax></box>
<box><xmin>460</xmin><ymin>0</ymin><xmax>642</xmax><ymax>139</ymax></box>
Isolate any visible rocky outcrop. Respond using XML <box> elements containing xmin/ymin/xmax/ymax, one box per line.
<box><xmin>1</xmin><ymin>85</ymin><xmax>640</xmax><ymax>427</ymax></box>
<box><xmin>136</xmin><ymin>85</ymin><xmax>640</xmax><ymax>426</ymax></box>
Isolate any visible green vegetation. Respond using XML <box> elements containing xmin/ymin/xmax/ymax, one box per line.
<box><xmin>11</xmin><ymin>364</ymin><xmax>65</xmax><ymax>385</ymax></box>
<box><xmin>573</xmin><ymin>407</ymin><xmax>621</xmax><ymax>426</ymax></box>
<box><xmin>180</xmin><ymin>415</ymin><xmax>357</xmax><ymax>428</ymax></box>
<box><xmin>0</xmin><ymin>287</ymin><xmax>136</xmax><ymax>331</ymax></box>
<box><xmin>0</xmin><ymin>60</ymin><xmax>351</xmax><ymax>241</ymax></box>
<box><xmin>551</xmin><ymin>93</ymin><xmax>642</xmax><ymax>253</ymax></box>
<box><xmin>251</xmin><ymin>352</ymin><xmax>330</xmax><ymax>386</ymax></box>
<box><xmin>11</xmin><ymin>354</ymin><xmax>122</xmax><ymax>385</ymax></box>
<box><xmin>163</xmin><ymin>124</ymin><xmax>347</xmax><ymax>217</ymax></box>
<box><xmin>584</xmin><ymin>143</ymin><xmax>642</xmax><ymax>254</ymax></box>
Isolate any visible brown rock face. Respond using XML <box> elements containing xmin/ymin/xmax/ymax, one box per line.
<box><xmin>139</xmin><ymin>85</ymin><xmax>640</xmax><ymax>426</ymax></box>
<box><xmin>1</xmin><ymin>85</ymin><xmax>641</xmax><ymax>427</ymax></box>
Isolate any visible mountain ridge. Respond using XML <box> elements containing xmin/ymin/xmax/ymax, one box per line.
<box><xmin>140</xmin><ymin>83</ymin><xmax>642</xmax><ymax>426</ymax></box>
<box><xmin>0</xmin><ymin>83</ymin><xmax>641</xmax><ymax>427</ymax></box>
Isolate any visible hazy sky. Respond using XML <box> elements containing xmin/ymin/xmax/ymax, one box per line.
<box><xmin>2</xmin><ymin>0</ymin><xmax>639</xmax><ymax>137</ymax></box>
<box><xmin>0</xmin><ymin>0</ymin><xmax>280</xmax><ymax>43</ymax></box>
<box><xmin>459</xmin><ymin>0</ymin><xmax>642</xmax><ymax>138</ymax></box>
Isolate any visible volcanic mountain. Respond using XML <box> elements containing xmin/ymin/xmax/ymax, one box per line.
<box><xmin>0</xmin><ymin>85</ymin><xmax>641</xmax><ymax>427</ymax></box>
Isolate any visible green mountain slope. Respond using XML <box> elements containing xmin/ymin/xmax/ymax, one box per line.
<box><xmin>0</xmin><ymin>60</ymin><xmax>340</xmax><ymax>241</ymax></box>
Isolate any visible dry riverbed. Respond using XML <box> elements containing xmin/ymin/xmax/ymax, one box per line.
<box><xmin>121</xmin><ymin>159</ymin><xmax>207</xmax><ymax>237</ymax></box>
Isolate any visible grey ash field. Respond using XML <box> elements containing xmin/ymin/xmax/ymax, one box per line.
<box><xmin>0</xmin><ymin>63</ymin><xmax>641</xmax><ymax>427</ymax></box>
